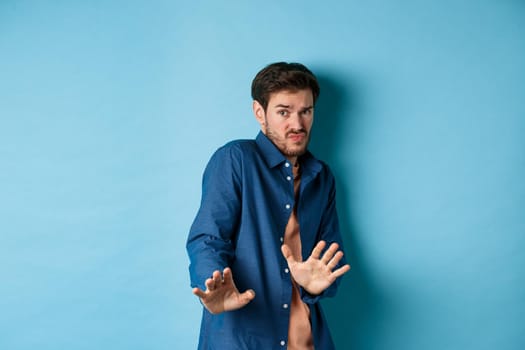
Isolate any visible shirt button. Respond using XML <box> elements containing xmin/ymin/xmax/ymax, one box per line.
<box><xmin>280</xmin><ymin>340</ymin><xmax>286</xmax><ymax>346</ymax></box>
<box><xmin>284</xmin><ymin>268</ymin><xmax>289</xmax><ymax>273</ymax></box>
<box><xmin>285</xmin><ymin>204</ymin><xmax>291</xmax><ymax>210</ymax></box>
<box><xmin>283</xmin><ymin>303</ymin><xmax>289</xmax><ymax>309</ymax></box>
<box><xmin>286</xmin><ymin>176</ymin><xmax>292</xmax><ymax>181</ymax></box>
<box><xmin>285</xmin><ymin>162</ymin><xmax>290</xmax><ymax>168</ymax></box>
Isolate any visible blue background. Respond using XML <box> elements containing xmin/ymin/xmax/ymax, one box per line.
<box><xmin>1</xmin><ymin>1</ymin><xmax>524</xmax><ymax>349</ymax></box>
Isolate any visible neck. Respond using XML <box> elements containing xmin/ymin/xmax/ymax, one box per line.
<box><xmin>286</xmin><ymin>156</ymin><xmax>298</xmax><ymax>166</ymax></box>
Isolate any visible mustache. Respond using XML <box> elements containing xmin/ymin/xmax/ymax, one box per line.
<box><xmin>286</xmin><ymin>129</ymin><xmax>307</xmax><ymax>137</ymax></box>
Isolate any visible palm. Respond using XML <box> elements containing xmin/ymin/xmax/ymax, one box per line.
<box><xmin>192</xmin><ymin>268</ymin><xmax>255</xmax><ymax>315</ymax></box>
<box><xmin>282</xmin><ymin>241</ymin><xmax>350</xmax><ymax>295</ymax></box>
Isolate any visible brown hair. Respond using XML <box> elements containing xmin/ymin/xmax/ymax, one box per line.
<box><xmin>251</xmin><ymin>62</ymin><xmax>320</xmax><ymax>111</ymax></box>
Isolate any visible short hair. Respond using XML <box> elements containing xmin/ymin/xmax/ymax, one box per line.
<box><xmin>251</xmin><ymin>62</ymin><xmax>320</xmax><ymax>111</ymax></box>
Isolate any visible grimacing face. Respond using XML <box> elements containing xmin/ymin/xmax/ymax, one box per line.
<box><xmin>253</xmin><ymin>89</ymin><xmax>314</xmax><ymax>164</ymax></box>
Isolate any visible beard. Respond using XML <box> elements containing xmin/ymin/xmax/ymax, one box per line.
<box><xmin>264</xmin><ymin>123</ymin><xmax>310</xmax><ymax>158</ymax></box>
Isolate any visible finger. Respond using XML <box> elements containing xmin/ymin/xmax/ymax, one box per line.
<box><xmin>206</xmin><ymin>270</ymin><xmax>223</xmax><ymax>291</ymax></box>
<box><xmin>331</xmin><ymin>264</ymin><xmax>351</xmax><ymax>279</ymax></box>
<box><xmin>222</xmin><ymin>267</ymin><xmax>235</xmax><ymax>287</ymax></box>
<box><xmin>239</xmin><ymin>289</ymin><xmax>256</xmax><ymax>304</ymax></box>
<box><xmin>327</xmin><ymin>251</ymin><xmax>344</xmax><ymax>270</ymax></box>
<box><xmin>310</xmin><ymin>240</ymin><xmax>326</xmax><ymax>259</ymax></box>
<box><xmin>192</xmin><ymin>287</ymin><xmax>207</xmax><ymax>299</ymax></box>
<box><xmin>321</xmin><ymin>242</ymin><xmax>340</xmax><ymax>264</ymax></box>
<box><xmin>212</xmin><ymin>270</ymin><xmax>223</xmax><ymax>284</ymax></box>
<box><xmin>281</xmin><ymin>244</ymin><xmax>296</xmax><ymax>264</ymax></box>
<box><xmin>205</xmin><ymin>277</ymin><xmax>216</xmax><ymax>291</ymax></box>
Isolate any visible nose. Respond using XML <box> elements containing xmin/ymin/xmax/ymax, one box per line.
<box><xmin>288</xmin><ymin>113</ymin><xmax>303</xmax><ymax>130</ymax></box>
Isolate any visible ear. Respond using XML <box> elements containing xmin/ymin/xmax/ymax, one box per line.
<box><xmin>253</xmin><ymin>100</ymin><xmax>266</xmax><ymax>128</ymax></box>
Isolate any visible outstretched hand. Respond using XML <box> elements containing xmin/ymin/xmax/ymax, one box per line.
<box><xmin>192</xmin><ymin>267</ymin><xmax>255</xmax><ymax>315</ymax></box>
<box><xmin>281</xmin><ymin>240</ymin><xmax>350</xmax><ymax>295</ymax></box>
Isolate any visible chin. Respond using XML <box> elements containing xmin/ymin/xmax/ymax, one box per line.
<box><xmin>285</xmin><ymin>147</ymin><xmax>307</xmax><ymax>157</ymax></box>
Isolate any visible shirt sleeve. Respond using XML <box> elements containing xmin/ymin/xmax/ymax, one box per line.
<box><xmin>186</xmin><ymin>145</ymin><xmax>242</xmax><ymax>290</ymax></box>
<box><xmin>301</xmin><ymin>170</ymin><xmax>348</xmax><ymax>304</ymax></box>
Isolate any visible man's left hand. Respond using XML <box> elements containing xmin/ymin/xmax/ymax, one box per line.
<box><xmin>281</xmin><ymin>240</ymin><xmax>350</xmax><ymax>295</ymax></box>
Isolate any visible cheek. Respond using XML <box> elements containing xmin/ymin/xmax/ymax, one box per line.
<box><xmin>269</xmin><ymin>118</ymin><xmax>286</xmax><ymax>132</ymax></box>
<box><xmin>304</xmin><ymin>117</ymin><xmax>314</xmax><ymax>130</ymax></box>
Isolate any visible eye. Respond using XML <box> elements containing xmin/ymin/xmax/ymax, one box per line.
<box><xmin>277</xmin><ymin>110</ymin><xmax>289</xmax><ymax>117</ymax></box>
<box><xmin>300</xmin><ymin>108</ymin><xmax>313</xmax><ymax>117</ymax></box>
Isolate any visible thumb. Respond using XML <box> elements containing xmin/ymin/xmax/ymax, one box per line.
<box><xmin>281</xmin><ymin>244</ymin><xmax>296</xmax><ymax>264</ymax></box>
<box><xmin>239</xmin><ymin>289</ymin><xmax>256</xmax><ymax>305</ymax></box>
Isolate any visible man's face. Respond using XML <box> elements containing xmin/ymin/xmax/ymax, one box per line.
<box><xmin>253</xmin><ymin>89</ymin><xmax>314</xmax><ymax>161</ymax></box>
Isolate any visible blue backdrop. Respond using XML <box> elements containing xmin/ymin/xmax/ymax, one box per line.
<box><xmin>1</xmin><ymin>1</ymin><xmax>524</xmax><ymax>349</ymax></box>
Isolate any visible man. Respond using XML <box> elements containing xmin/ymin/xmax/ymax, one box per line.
<box><xmin>187</xmin><ymin>62</ymin><xmax>350</xmax><ymax>349</ymax></box>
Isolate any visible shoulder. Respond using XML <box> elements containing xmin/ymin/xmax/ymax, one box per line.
<box><xmin>219</xmin><ymin>139</ymin><xmax>256</xmax><ymax>152</ymax></box>
<box><xmin>212</xmin><ymin>139</ymin><xmax>258</xmax><ymax>160</ymax></box>
<box><xmin>303</xmin><ymin>151</ymin><xmax>336</xmax><ymax>180</ymax></box>
<box><xmin>204</xmin><ymin>139</ymin><xmax>258</xmax><ymax>174</ymax></box>
<box><xmin>319</xmin><ymin>159</ymin><xmax>335</xmax><ymax>179</ymax></box>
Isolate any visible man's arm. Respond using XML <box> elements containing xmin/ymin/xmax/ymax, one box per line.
<box><xmin>186</xmin><ymin>146</ymin><xmax>247</xmax><ymax>301</ymax></box>
<box><xmin>287</xmin><ymin>169</ymin><xmax>350</xmax><ymax>302</ymax></box>
<box><xmin>187</xmin><ymin>146</ymin><xmax>255</xmax><ymax>314</ymax></box>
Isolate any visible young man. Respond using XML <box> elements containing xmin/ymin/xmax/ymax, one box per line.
<box><xmin>187</xmin><ymin>62</ymin><xmax>350</xmax><ymax>349</ymax></box>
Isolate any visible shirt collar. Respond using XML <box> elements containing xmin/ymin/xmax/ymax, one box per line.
<box><xmin>255</xmin><ymin>131</ymin><xmax>323</xmax><ymax>176</ymax></box>
<box><xmin>255</xmin><ymin>131</ymin><xmax>287</xmax><ymax>168</ymax></box>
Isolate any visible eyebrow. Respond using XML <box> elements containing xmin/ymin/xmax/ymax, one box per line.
<box><xmin>298</xmin><ymin>106</ymin><xmax>314</xmax><ymax>113</ymax></box>
<box><xmin>273</xmin><ymin>104</ymin><xmax>314</xmax><ymax>110</ymax></box>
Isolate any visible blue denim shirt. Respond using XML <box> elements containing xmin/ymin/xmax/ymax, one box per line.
<box><xmin>187</xmin><ymin>131</ymin><xmax>347</xmax><ymax>349</ymax></box>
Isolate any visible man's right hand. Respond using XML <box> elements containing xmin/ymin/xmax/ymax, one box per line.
<box><xmin>192</xmin><ymin>267</ymin><xmax>255</xmax><ymax>315</ymax></box>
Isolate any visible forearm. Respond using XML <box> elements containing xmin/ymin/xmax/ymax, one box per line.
<box><xmin>300</xmin><ymin>279</ymin><xmax>341</xmax><ymax>304</ymax></box>
<box><xmin>187</xmin><ymin>233</ymin><xmax>235</xmax><ymax>290</ymax></box>
<box><xmin>187</xmin><ymin>146</ymin><xmax>242</xmax><ymax>289</ymax></box>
